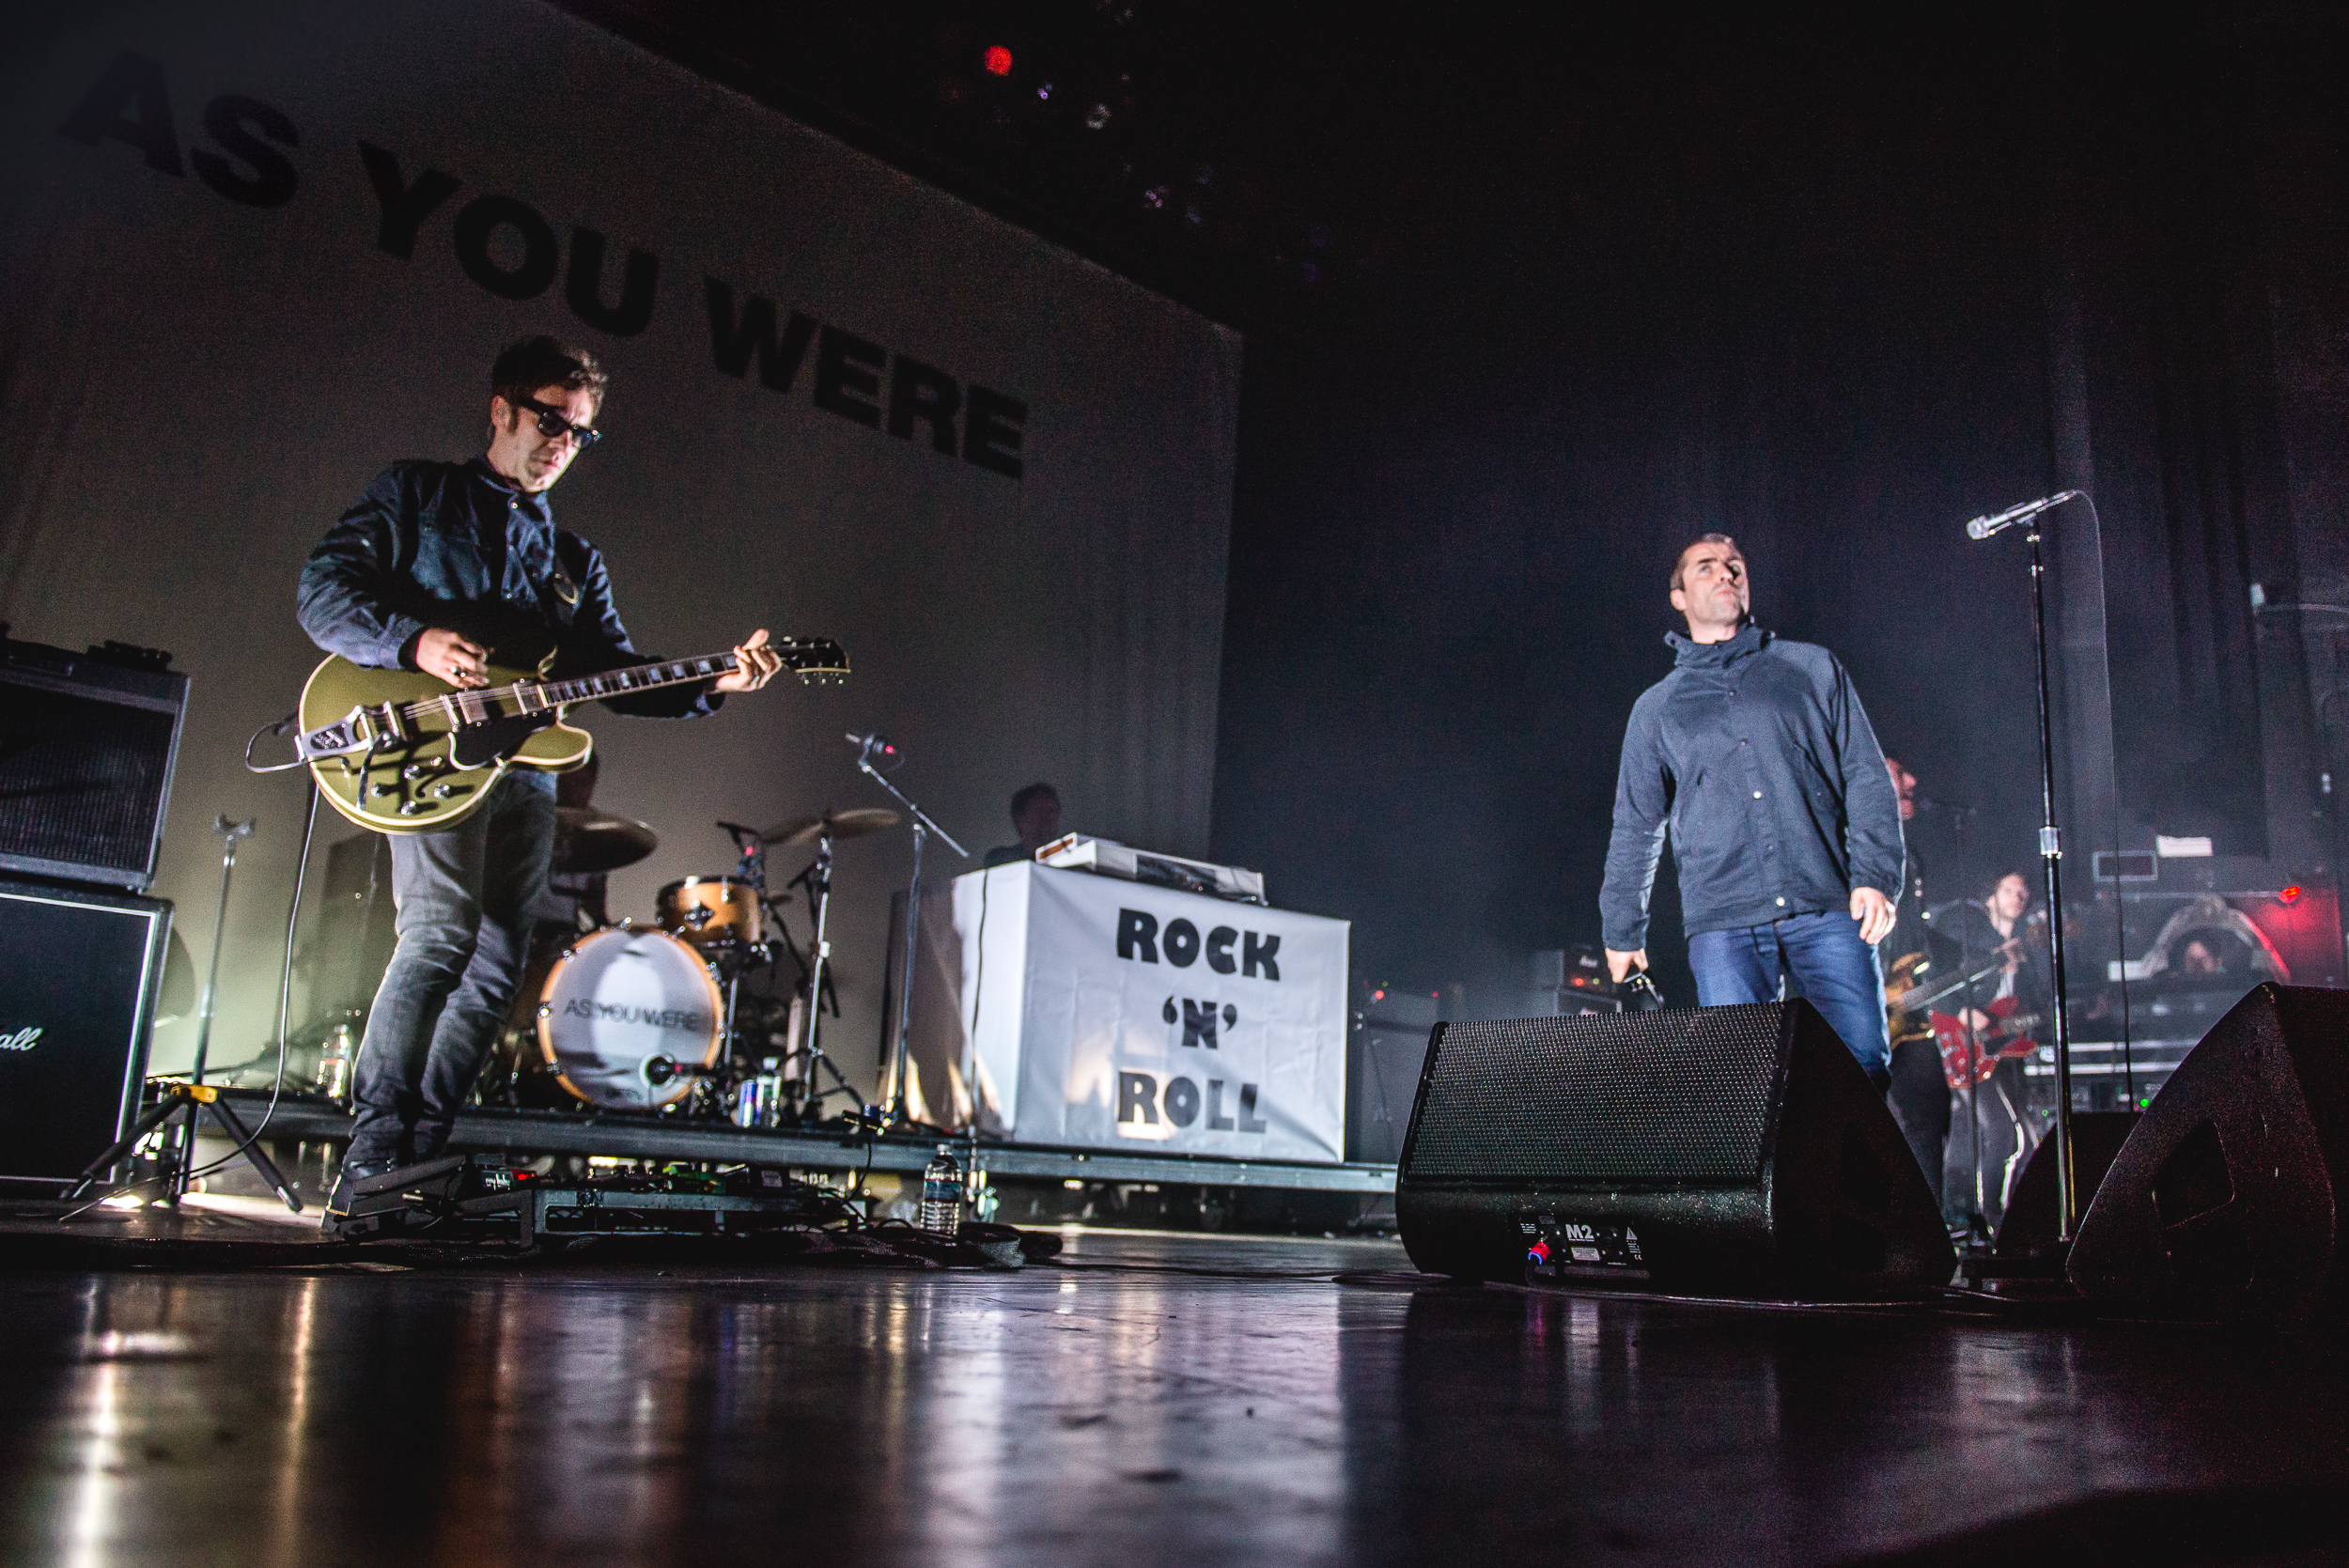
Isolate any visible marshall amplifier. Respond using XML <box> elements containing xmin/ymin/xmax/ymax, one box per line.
<box><xmin>0</xmin><ymin>633</ymin><xmax>190</xmax><ymax>891</ymax></box>
<box><xmin>0</xmin><ymin>877</ymin><xmax>173</xmax><ymax>1190</ymax></box>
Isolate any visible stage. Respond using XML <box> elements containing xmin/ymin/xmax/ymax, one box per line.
<box><xmin>1</xmin><ymin>1216</ymin><xmax>2342</xmax><ymax>1566</ymax></box>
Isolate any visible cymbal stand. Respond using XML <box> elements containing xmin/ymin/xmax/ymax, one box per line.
<box><xmin>848</xmin><ymin>734</ymin><xmax>970</xmax><ymax>1128</ymax></box>
<box><xmin>738</xmin><ymin>821</ymin><xmax>860</xmax><ymax>1112</ymax></box>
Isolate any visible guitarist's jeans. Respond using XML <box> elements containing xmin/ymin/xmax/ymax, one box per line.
<box><xmin>1687</xmin><ymin>911</ymin><xmax>1891</xmax><ymax>1087</ymax></box>
<box><xmin>349</xmin><ymin>772</ymin><xmax>556</xmax><ymax>1169</ymax></box>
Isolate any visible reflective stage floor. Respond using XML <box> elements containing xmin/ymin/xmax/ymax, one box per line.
<box><xmin>2</xmin><ymin>1225</ymin><xmax>2343</xmax><ymax>1566</ymax></box>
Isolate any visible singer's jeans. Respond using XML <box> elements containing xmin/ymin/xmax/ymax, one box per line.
<box><xmin>1687</xmin><ymin>910</ymin><xmax>1891</xmax><ymax>1086</ymax></box>
<box><xmin>348</xmin><ymin>771</ymin><xmax>555</xmax><ymax>1170</ymax></box>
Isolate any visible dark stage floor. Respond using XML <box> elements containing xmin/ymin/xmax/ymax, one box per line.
<box><xmin>2</xmin><ymin>1219</ymin><xmax>2343</xmax><ymax>1566</ymax></box>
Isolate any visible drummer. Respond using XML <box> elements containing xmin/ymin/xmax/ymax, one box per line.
<box><xmin>982</xmin><ymin>782</ymin><xmax>1063</xmax><ymax>867</ymax></box>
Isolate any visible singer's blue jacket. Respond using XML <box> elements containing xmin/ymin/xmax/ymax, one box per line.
<box><xmin>1599</xmin><ymin>624</ymin><xmax>1904</xmax><ymax>952</ymax></box>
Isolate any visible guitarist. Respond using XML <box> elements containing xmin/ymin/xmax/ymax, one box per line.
<box><xmin>1945</xmin><ymin>869</ymin><xmax>2050</xmax><ymax>1231</ymax></box>
<box><xmin>298</xmin><ymin>336</ymin><xmax>784</xmax><ymax>1222</ymax></box>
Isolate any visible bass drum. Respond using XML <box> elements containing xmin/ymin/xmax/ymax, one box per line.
<box><xmin>537</xmin><ymin>925</ymin><xmax>723</xmax><ymax>1110</ymax></box>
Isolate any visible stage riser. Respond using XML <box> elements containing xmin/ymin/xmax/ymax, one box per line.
<box><xmin>215</xmin><ymin>1093</ymin><xmax>1396</xmax><ymax>1194</ymax></box>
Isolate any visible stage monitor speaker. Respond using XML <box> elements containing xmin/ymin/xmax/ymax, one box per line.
<box><xmin>0</xmin><ymin>635</ymin><xmax>189</xmax><ymax>891</ymax></box>
<box><xmin>1396</xmin><ymin>1000</ymin><xmax>1954</xmax><ymax>1296</ymax></box>
<box><xmin>2067</xmin><ymin>985</ymin><xmax>2349</xmax><ymax>1320</ymax></box>
<box><xmin>0</xmin><ymin>877</ymin><xmax>172</xmax><ymax>1191</ymax></box>
<box><xmin>1992</xmin><ymin>1110</ymin><xmax>2139</xmax><ymax>1257</ymax></box>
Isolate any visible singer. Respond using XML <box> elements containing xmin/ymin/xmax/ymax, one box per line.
<box><xmin>1598</xmin><ymin>533</ymin><xmax>1906</xmax><ymax>1088</ymax></box>
<box><xmin>297</xmin><ymin>336</ymin><xmax>786</xmax><ymax>1227</ymax></box>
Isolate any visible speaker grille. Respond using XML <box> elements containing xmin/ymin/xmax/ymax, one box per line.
<box><xmin>1404</xmin><ymin>1004</ymin><xmax>1785</xmax><ymax>1185</ymax></box>
<box><xmin>0</xmin><ymin>686</ymin><xmax>178</xmax><ymax>877</ymax></box>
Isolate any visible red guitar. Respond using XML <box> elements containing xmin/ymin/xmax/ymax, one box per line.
<box><xmin>1928</xmin><ymin>997</ymin><xmax>2043</xmax><ymax>1090</ymax></box>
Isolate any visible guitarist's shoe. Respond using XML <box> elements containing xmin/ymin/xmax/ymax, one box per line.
<box><xmin>321</xmin><ymin>1159</ymin><xmax>392</xmax><ymax>1235</ymax></box>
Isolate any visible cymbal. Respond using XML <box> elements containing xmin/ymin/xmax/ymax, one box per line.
<box><xmin>760</xmin><ymin>807</ymin><xmax>902</xmax><ymax>847</ymax></box>
<box><xmin>552</xmin><ymin>807</ymin><xmax>659</xmax><ymax>874</ymax></box>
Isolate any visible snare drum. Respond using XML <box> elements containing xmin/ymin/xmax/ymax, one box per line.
<box><xmin>657</xmin><ymin>876</ymin><xmax>762</xmax><ymax>952</ymax></box>
<box><xmin>537</xmin><ymin>925</ymin><xmax>723</xmax><ymax>1110</ymax></box>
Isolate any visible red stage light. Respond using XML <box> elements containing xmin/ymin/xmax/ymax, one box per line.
<box><xmin>983</xmin><ymin>45</ymin><xmax>1013</xmax><ymax>75</ymax></box>
<box><xmin>2280</xmin><ymin>885</ymin><xmax>2304</xmax><ymax>905</ymax></box>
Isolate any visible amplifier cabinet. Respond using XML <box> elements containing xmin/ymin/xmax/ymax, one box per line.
<box><xmin>0</xmin><ymin>877</ymin><xmax>172</xmax><ymax>1190</ymax></box>
<box><xmin>0</xmin><ymin>636</ymin><xmax>190</xmax><ymax>891</ymax></box>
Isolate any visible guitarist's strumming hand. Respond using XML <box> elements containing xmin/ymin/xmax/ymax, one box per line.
<box><xmin>713</xmin><ymin>629</ymin><xmax>785</xmax><ymax>693</ymax></box>
<box><xmin>418</xmin><ymin>628</ymin><xmax>490</xmax><ymax>689</ymax></box>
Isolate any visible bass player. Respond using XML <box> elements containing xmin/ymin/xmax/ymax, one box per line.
<box><xmin>297</xmin><ymin>335</ymin><xmax>784</xmax><ymax>1224</ymax></box>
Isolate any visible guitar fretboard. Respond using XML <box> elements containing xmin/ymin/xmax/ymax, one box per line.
<box><xmin>531</xmin><ymin>653</ymin><xmax>739</xmax><ymax>708</ymax></box>
<box><xmin>399</xmin><ymin>651</ymin><xmax>742</xmax><ymax>726</ymax></box>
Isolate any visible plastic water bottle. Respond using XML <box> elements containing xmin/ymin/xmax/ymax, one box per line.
<box><xmin>919</xmin><ymin>1144</ymin><xmax>963</xmax><ymax>1234</ymax></box>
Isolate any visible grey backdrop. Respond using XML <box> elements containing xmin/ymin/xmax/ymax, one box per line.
<box><xmin>0</xmin><ymin>1</ymin><xmax>1241</xmax><ymax>1091</ymax></box>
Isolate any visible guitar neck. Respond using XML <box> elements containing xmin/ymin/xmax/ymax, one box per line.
<box><xmin>525</xmin><ymin>651</ymin><xmax>739</xmax><ymax>709</ymax></box>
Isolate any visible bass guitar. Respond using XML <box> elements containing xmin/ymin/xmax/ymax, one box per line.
<box><xmin>293</xmin><ymin>639</ymin><xmax>849</xmax><ymax>832</ymax></box>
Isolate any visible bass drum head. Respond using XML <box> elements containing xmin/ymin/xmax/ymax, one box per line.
<box><xmin>537</xmin><ymin>926</ymin><xmax>723</xmax><ymax>1110</ymax></box>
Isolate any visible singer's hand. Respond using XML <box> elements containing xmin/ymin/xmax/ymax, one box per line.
<box><xmin>1606</xmin><ymin>947</ymin><xmax>1648</xmax><ymax>985</ymax></box>
<box><xmin>714</xmin><ymin>629</ymin><xmax>783</xmax><ymax>693</ymax></box>
<box><xmin>1851</xmin><ymin>887</ymin><xmax>1896</xmax><ymax>946</ymax></box>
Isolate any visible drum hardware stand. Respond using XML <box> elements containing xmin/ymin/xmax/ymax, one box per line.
<box><xmin>1967</xmin><ymin>490</ymin><xmax>2088</xmax><ymax>1248</ymax></box>
<box><xmin>848</xmin><ymin>732</ymin><xmax>970</xmax><ymax>1130</ymax></box>
<box><xmin>66</xmin><ymin>816</ymin><xmax>303</xmax><ymax>1214</ymax></box>
<box><xmin>723</xmin><ymin>821</ymin><xmax>858</xmax><ymax>1121</ymax></box>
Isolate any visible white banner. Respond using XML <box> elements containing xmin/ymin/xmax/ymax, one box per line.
<box><xmin>930</xmin><ymin>863</ymin><xmax>1348</xmax><ymax>1163</ymax></box>
<box><xmin>0</xmin><ymin>2</ymin><xmax>1240</xmax><ymax>1085</ymax></box>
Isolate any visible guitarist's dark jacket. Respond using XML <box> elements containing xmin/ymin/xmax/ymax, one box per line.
<box><xmin>297</xmin><ymin>458</ymin><xmax>719</xmax><ymax>718</ymax></box>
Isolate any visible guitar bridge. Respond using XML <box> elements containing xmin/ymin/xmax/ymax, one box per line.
<box><xmin>299</xmin><ymin>702</ymin><xmax>409</xmax><ymax>760</ymax></box>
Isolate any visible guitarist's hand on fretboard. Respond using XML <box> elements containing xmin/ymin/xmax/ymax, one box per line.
<box><xmin>713</xmin><ymin>629</ymin><xmax>784</xmax><ymax>693</ymax></box>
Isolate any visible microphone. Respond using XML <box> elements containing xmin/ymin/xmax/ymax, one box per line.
<box><xmin>845</xmin><ymin>731</ymin><xmax>896</xmax><ymax>758</ymax></box>
<box><xmin>1966</xmin><ymin>489</ymin><xmax>2083</xmax><ymax>540</ymax></box>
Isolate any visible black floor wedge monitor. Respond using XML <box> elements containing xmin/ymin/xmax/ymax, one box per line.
<box><xmin>1396</xmin><ymin>1000</ymin><xmax>1954</xmax><ymax>1297</ymax></box>
<box><xmin>2068</xmin><ymin>985</ymin><xmax>2349</xmax><ymax>1321</ymax></box>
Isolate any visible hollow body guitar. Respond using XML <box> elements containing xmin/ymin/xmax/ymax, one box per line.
<box><xmin>296</xmin><ymin>639</ymin><xmax>848</xmax><ymax>833</ymax></box>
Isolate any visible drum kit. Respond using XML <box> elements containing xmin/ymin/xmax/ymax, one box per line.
<box><xmin>484</xmin><ymin>803</ymin><xmax>904</xmax><ymax>1126</ymax></box>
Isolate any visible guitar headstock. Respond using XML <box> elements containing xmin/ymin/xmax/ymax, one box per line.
<box><xmin>776</xmin><ymin>637</ymin><xmax>850</xmax><ymax>685</ymax></box>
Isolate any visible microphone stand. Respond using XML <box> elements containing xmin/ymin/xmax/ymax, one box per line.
<box><xmin>1971</xmin><ymin>493</ymin><xmax>2085</xmax><ymax>1245</ymax></box>
<box><xmin>70</xmin><ymin>815</ymin><xmax>303</xmax><ymax>1215</ymax></box>
<box><xmin>849</xmin><ymin>735</ymin><xmax>969</xmax><ymax>1130</ymax></box>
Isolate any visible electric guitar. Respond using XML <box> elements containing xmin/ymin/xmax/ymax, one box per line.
<box><xmin>294</xmin><ymin>639</ymin><xmax>849</xmax><ymax>832</ymax></box>
<box><xmin>1928</xmin><ymin>997</ymin><xmax>2044</xmax><ymax>1090</ymax></box>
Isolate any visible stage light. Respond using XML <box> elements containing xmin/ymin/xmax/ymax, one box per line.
<box><xmin>2280</xmin><ymin>885</ymin><xmax>2304</xmax><ymax>904</ymax></box>
<box><xmin>1085</xmin><ymin>101</ymin><xmax>1112</xmax><ymax>130</ymax></box>
<box><xmin>1143</xmin><ymin>184</ymin><xmax>1169</xmax><ymax>210</ymax></box>
<box><xmin>983</xmin><ymin>45</ymin><xmax>1013</xmax><ymax>76</ymax></box>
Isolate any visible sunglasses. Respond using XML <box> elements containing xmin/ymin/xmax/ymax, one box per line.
<box><xmin>511</xmin><ymin>394</ymin><xmax>602</xmax><ymax>449</ymax></box>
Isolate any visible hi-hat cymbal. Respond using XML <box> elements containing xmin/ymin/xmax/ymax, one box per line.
<box><xmin>760</xmin><ymin>807</ymin><xmax>902</xmax><ymax>847</ymax></box>
<box><xmin>552</xmin><ymin>807</ymin><xmax>659</xmax><ymax>874</ymax></box>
